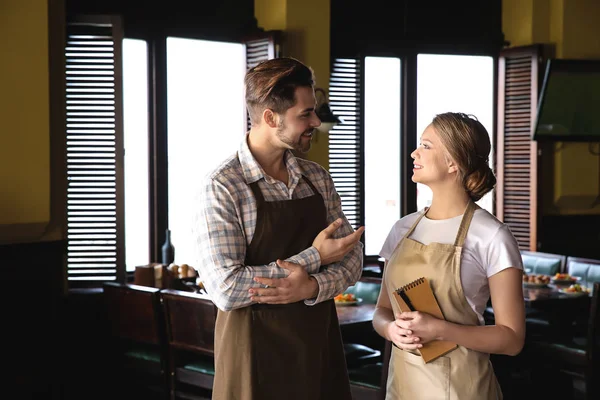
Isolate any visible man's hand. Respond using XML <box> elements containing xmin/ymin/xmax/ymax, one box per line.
<box><xmin>249</xmin><ymin>260</ymin><xmax>319</xmax><ymax>304</ymax></box>
<box><xmin>312</xmin><ymin>218</ymin><xmax>365</xmax><ymax>266</ymax></box>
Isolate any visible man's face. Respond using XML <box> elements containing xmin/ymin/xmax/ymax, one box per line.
<box><xmin>274</xmin><ymin>87</ymin><xmax>321</xmax><ymax>153</ymax></box>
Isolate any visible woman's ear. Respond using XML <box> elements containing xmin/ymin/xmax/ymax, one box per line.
<box><xmin>263</xmin><ymin>109</ymin><xmax>278</xmax><ymax>128</ymax></box>
<box><xmin>446</xmin><ymin>157</ymin><xmax>459</xmax><ymax>174</ymax></box>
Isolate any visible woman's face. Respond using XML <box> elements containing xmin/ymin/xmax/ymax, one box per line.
<box><xmin>410</xmin><ymin>124</ymin><xmax>455</xmax><ymax>186</ymax></box>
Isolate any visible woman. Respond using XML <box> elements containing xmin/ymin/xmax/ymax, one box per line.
<box><xmin>373</xmin><ymin>112</ymin><xmax>525</xmax><ymax>399</ymax></box>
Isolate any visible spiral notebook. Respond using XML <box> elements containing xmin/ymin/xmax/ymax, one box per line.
<box><xmin>392</xmin><ymin>277</ymin><xmax>457</xmax><ymax>363</ymax></box>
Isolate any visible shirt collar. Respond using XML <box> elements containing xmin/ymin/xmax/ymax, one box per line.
<box><xmin>238</xmin><ymin>134</ymin><xmax>303</xmax><ymax>186</ymax></box>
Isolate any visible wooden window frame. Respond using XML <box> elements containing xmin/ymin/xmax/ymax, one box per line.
<box><xmin>496</xmin><ymin>44</ymin><xmax>554</xmax><ymax>251</ymax></box>
<box><xmin>64</xmin><ymin>17</ymin><xmax>279</xmax><ymax>287</ymax></box>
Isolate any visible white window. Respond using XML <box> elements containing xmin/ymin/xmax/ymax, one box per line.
<box><xmin>364</xmin><ymin>57</ymin><xmax>402</xmax><ymax>256</ymax></box>
<box><xmin>166</xmin><ymin>37</ymin><xmax>246</xmax><ymax>266</ymax></box>
<box><xmin>416</xmin><ymin>54</ymin><xmax>494</xmax><ymax>213</ymax></box>
<box><xmin>123</xmin><ymin>38</ymin><xmax>150</xmax><ymax>272</ymax></box>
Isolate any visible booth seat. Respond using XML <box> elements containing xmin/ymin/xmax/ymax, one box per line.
<box><xmin>521</xmin><ymin>250</ymin><xmax>567</xmax><ymax>276</ymax></box>
<box><xmin>567</xmin><ymin>257</ymin><xmax>600</xmax><ymax>289</ymax></box>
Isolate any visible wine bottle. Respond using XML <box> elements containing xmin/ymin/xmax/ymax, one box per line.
<box><xmin>161</xmin><ymin>229</ymin><xmax>175</xmax><ymax>265</ymax></box>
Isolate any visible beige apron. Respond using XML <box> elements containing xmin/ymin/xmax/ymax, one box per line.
<box><xmin>384</xmin><ymin>202</ymin><xmax>502</xmax><ymax>400</ymax></box>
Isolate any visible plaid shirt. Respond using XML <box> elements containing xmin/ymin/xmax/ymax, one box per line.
<box><xmin>192</xmin><ymin>135</ymin><xmax>363</xmax><ymax>311</ymax></box>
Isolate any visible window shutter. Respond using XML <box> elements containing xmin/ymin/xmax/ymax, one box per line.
<box><xmin>243</xmin><ymin>31</ymin><xmax>281</xmax><ymax>130</ymax></box>
<box><xmin>496</xmin><ymin>46</ymin><xmax>546</xmax><ymax>251</ymax></box>
<box><xmin>66</xmin><ymin>16</ymin><xmax>125</xmax><ymax>286</ymax></box>
<box><xmin>244</xmin><ymin>31</ymin><xmax>280</xmax><ymax>69</ymax></box>
<box><xmin>328</xmin><ymin>58</ymin><xmax>363</xmax><ymax>229</ymax></box>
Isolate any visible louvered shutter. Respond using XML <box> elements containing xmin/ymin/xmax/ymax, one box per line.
<box><xmin>328</xmin><ymin>58</ymin><xmax>363</xmax><ymax>229</ymax></box>
<box><xmin>244</xmin><ymin>32</ymin><xmax>280</xmax><ymax>130</ymax></box>
<box><xmin>496</xmin><ymin>46</ymin><xmax>545</xmax><ymax>251</ymax></box>
<box><xmin>66</xmin><ymin>16</ymin><xmax>125</xmax><ymax>286</ymax></box>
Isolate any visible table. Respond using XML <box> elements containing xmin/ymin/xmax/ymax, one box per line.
<box><xmin>336</xmin><ymin>303</ymin><xmax>376</xmax><ymax>326</ymax></box>
<box><xmin>523</xmin><ymin>284</ymin><xmax>592</xmax><ymax>337</ymax></box>
<box><xmin>523</xmin><ymin>285</ymin><xmax>592</xmax><ymax>309</ymax></box>
<box><xmin>334</xmin><ymin>286</ymin><xmax>591</xmax><ymax>326</ymax></box>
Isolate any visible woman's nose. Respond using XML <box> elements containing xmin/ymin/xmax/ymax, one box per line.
<box><xmin>410</xmin><ymin>149</ymin><xmax>418</xmax><ymax>159</ymax></box>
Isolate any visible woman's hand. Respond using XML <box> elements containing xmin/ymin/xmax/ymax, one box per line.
<box><xmin>394</xmin><ymin>311</ymin><xmax>444</xmax><ymax>344</ymax></box>
<box><xmin>385</xmin><ymin>319</ymin><xmax>423</xmax><ymax>351</ymax></box>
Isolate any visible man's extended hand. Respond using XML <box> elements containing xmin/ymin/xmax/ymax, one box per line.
<box><xmin>312</xmin><ymin>218</ymin><xmax>365</xmax><ymax>266</ymax></box>
<box><xmin>250</xmin><ymin>260</ymin><xmax>318</xmax><ymax>304</ymax></box>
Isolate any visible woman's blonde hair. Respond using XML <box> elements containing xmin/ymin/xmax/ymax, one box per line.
<box><xmin>431</xmin><ymin>112</ymin><xmax>496</xmax><ymax>201</ymax></box>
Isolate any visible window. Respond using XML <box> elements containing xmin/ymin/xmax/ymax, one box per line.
<box><xmin>364</xmin><ymin>57</ymin><xmax>402</xmax><ymax>256</ymax></box>
<box><xmin>329</xmin><ymin>53</ymin><xmax>496</xmax><ymax>262</ymax></box>
<box><xmin>166</xmin><ymin>37</ymin><xmax>245</xmax><ymax>265</ymax></box>
<box><xmin>416</xmin><ymin>54</ymin><xmax>494</xmax><ymax>212</ymax></box>
<box><xmin>329</xmin><ymin>59</ymin><xmax>362</xmax><ymax>230</ymax></box>
<box><xmin>123</xmin><ymin>38</ymin><xmax>150</xmax><ymax>272</ymax></box>
<box><xmin>65</xmin><ymin>18</ymin><xmax>279</xmax><ymax>286</ymax></box>
<box><xmin>65</xmin><ymin>17</ymin><xmax>124</xmax><ymax>284</ymax></box>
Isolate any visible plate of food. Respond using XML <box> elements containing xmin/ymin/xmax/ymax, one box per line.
<box><xmin>551</xmin><ymin>273</ymin><xmax>581</xmax><ymax>284</ymax></box>
<box><xmin>522</xmin><ymin>273</ymin><xmax>551</xmax><ymax>288</ymax></box>
<box><xmin>559</xmin><ymin>284</ymin><xmax>591</xmax><ymax>296</ymax></box>
<box><xmin>334</xmin><ymin>293</ymin><xmax>363</xmax><ymax>306</ymax></box>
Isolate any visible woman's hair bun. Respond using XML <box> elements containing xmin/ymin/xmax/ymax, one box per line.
<box><xmin>464</xmin><ymin>163</ymin><xmax>496</xmax><ymax>202</ymax></box>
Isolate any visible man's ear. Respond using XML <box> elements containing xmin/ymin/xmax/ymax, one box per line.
<box><xmin>263</xmin><ymin>109</ymin><xmax>278</xmax><ymax>128</ymax></box>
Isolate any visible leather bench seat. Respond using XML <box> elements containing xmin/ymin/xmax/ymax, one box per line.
<box><xmin>521</xmin><ymin>254</ymin><xmax>562</xmax><ymax>276</ymax></box>
<box><xmin>344</xmin><ymin>280</ymin><xmax>381</xmax><ymax>305</ymax></box>
<box><xmin>348</xmin><ymin>362</ymin><xmax>383</xmax><ymax>389</ymax></box>
<box><xmin>344</xmin><ymin>343</ymin><xmax>381</xmax><ymax>369</ymax></box>
<box><xmin>568</xmin><ymin>260</ymin><xmax>600</xmax><ymax>289</ymax></box>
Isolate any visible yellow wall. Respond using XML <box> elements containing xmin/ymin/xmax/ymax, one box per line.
<box><xmin>255</xmin><ymin>0</ymin><xmax>331</xmax><ymax>169</ymax></box>
<box><xmin>502</xmin><ymin>0</ymin><xmax>534</xmax><ymax>47</ymax></box>
<box><xmin>503</xmin><ymin>0</ymin><xmax>600</xmax><ymax>215</ymax></box>
<box><xmin>0</xmin><ymin>0</ymin><xmax>50</xmax><ymax>240</ymax></box>
<box><xmin>255</xmin><ymin>0</ymin><xmax>287</xmax><ymax>31</ymax></box>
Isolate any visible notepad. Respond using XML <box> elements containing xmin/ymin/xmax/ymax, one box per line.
<box><xmin>392</xmin><ymin>277</ymin><xmax>457</xmax><ymax>363</ymax></box>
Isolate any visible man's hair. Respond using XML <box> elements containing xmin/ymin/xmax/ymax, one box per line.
<box><xmin>245</xmin><ymin>57</ymin><xmax>315</xmax><ymax>126</ymax></box>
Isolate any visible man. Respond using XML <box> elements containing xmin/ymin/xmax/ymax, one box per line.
<box><xmin>194</xmin><ymin>57</ymin><xmax>364</xmax><ymax>400</ymax></box>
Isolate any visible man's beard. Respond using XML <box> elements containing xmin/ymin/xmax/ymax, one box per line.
<box><xmin>276</xmin><ymin>118</ymin><xmax>312</xmax><ymax>153</ymax></box>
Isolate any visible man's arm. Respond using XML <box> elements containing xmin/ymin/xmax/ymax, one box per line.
<box><xmin>304</xmin><ymin>174</ymin><xmax>364</xmax><ymax>304</ymax></box>
<box><xmin>193</xmin><ymin>178</ymin><xmax>322</xmax><ymax>311</ymax></box>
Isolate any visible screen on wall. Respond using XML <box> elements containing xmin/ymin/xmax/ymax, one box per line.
<box><xmin>533</xmin><ymin>59</ymin><xmax>600</xmax><ymax>142</ymax></box>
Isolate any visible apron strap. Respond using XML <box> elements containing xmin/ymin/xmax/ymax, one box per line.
<box><xmin>454</xmin><ymin>201</ymin><xmax>479</xmax><ymax>247</ymax></box>
<box><xmin>249</xmin><ymin>180</ymin><xmax>266</xmax><ymax>207</ymax></box>
<box><xmin>403</xmin><ymin>208</ymin><xmax>429</xmax><ymax>240</ymax></box>
<box><xmin>301</xmin><ymin>175</ymin><xmax>321</xmax><ymax>198</ymax></box>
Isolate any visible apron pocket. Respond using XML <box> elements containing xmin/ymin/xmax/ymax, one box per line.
<box><xmin>390</xmin><ymin>346</ymin><xmax>450</xmax><ymax>400</ymax></box>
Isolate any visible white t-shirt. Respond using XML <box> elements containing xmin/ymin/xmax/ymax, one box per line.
<box><xmin>379</xmin><ymin>208</ymin><xmax>523</xmax><ymax>325</ymax></box>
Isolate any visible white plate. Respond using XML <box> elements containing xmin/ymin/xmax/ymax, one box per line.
<box><xmin>335</xmin><ymin>298</ymin><xmax>363</xmax><ymax>306</ymax></box>
<box><xmin>558</xmin><ymin>288</ymin><xmax>589</xmax><ymax>296</ymax></box>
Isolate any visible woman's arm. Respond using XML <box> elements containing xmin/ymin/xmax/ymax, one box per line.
<box><xmin>372</xmin><ymin>262</ymin><xmax>424</xmax><ymax>351</ymax></box>
<box><xmin>397</xmin><ymin>267</ymin><xmax>525</xmax><ymax>356</ymax></box>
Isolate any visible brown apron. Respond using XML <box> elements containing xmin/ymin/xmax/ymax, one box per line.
<box><xmin>384</xmin><ymin>202</ymin><xmax>502</xmax><ymax>400</ymax></box>
<box><xmin>212</xmin><ymin>176</ymin><xmax>352</xmax><ymax>400</ymax></box>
